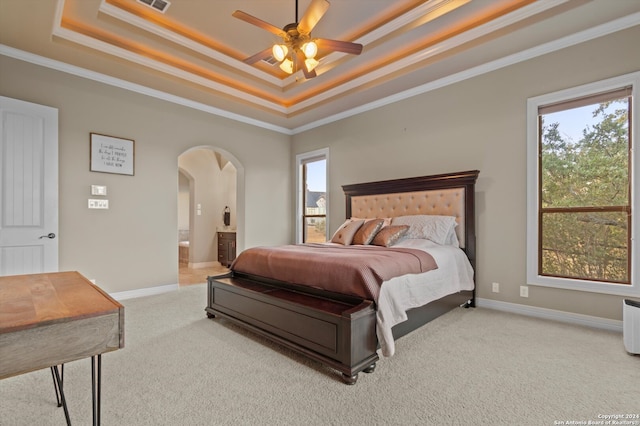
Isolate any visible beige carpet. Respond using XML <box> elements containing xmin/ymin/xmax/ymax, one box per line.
<box><xmin>1</xmin><ymin>284</ymin><xmax>638</xmax><ymax>425</ymax></box>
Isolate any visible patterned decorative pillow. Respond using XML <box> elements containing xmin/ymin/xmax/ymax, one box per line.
<box><xmin>351</xmin><ymin>217</ymin><xmax>392</xmax><ymax>228</ymax></box>
<box><xmin>391</xmin><ymin>215</ymin><xmax>458</xmax><ymax>245</ymax></box>
<box><xmin>330</xmin><ymin>219</ymin><xmax>365</xmax><ymax>245</ymax></box>
<box><xmin>371</xmin><ymin>225</ymin><xmax>409</xmax><ymax>247</ymax></box>
<box><xmin>352</xmin><ymin>218</ymin><xmax>385</xmax><ymax>245</ymax></box>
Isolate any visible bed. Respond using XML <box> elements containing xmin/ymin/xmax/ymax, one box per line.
<box><xmin>206</xmin><ymin>170</ymin><xmax>479</xmax><ymax>384</ymax></box>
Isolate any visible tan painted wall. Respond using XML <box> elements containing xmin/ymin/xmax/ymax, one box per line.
<box><xmin>291</xmin><ymin>26</ymin><xmax>640</xmax><ymax>321</ymax></box>
<box><xmin>0</xmin><ymin>55</ymin><xmax>292</xmax><ymax>293</ymax></box>
<box><xmin>1</xmin><ymin>25</ymin><xmax>638</xmax><ymax>319</ymax></box>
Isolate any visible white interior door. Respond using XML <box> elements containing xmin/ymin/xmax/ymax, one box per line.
<box><xmin>0</xmin><ymin>96</ymin><xmax>59</xmax><ymax>276</ymax></box>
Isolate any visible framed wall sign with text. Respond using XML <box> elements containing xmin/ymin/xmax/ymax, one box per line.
<box><xmin>90</xmin><ymin>133</ymin><xmax>135</xmax><ymax>176</ymax></box>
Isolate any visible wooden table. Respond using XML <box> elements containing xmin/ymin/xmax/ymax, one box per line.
<box><xmin>0</xmin><ymin>271</ymin><xmax>124</xmax><ymax>425</ymax></box>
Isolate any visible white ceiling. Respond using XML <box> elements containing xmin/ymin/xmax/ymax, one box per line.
<box><xmin>1</xmin><ymin>0</ymin><xmax>639</xmax><ymax>133</ymax></box>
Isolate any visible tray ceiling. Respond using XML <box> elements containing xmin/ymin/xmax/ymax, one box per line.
<box><xmin>1</xmin><ymin>0</ymin><xmax>639</xmax><ymax>133</ymax></box>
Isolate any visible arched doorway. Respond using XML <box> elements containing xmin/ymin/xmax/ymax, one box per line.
<box><xmin>177</xmin><ymin>146</ymin><xmax>244</xmax><ymax>285</ymax></box>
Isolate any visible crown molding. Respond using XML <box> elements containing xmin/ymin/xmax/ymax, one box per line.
<box><xmin>50</xmin><ymin>27</ymin><xmax>288</xmax><ymax>114</ymax></box>
<box><xmin>292</xmin><ymin>11</ymin><xmax>640</xmax><ymax>134</ymax></box>
<box><xmin>2</xmin><ymin>10</ymin><xmax>638</xmax><ymax>134</ymax></box>
<box><xmin>54</xmin><ymin>0</ymin><xmax>568</xmax><ymax>116</ymax></box>
<box><xmin>0</xmin><ymin>44</ymin><xmax>293</xmax><ymax>135</ymax></box>
<box><xmin>97</xmin><ymin>0</ymin><xmax>284</xmax><ymax>87</ymax></box>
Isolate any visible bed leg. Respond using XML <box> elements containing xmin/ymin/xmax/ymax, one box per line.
<box><xmin>206</xmin><ymin>312</ymin><xmax>216</xmax><ymax>319</ymax></box>
<box><xmin>461</xmin><ymin>299</ymin><xmax>475</xmax><ymax>309</ymax></box>
<box><xmin>341</xmin><ymin>373</ymin><xmax>358</xmax><ymax>385</ymax></box>
<box><xmin>362</xmin><ymin>363</ymin><xmax>376</xmax><ymax>374</ymax></box>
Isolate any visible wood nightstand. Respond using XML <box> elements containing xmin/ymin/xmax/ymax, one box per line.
<box><xmin>217</xmin><ymin>232</ymin><xmax>236</xmax><ymax>267</ymax></box>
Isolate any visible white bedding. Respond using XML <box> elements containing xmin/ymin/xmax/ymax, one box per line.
<box><xmin>376</xmin><ymin>239</ymin><xmax>475</xmax><ymax>357</ymax></box>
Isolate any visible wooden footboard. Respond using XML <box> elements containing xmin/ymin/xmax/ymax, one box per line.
<box><xmin>206</xmin><ymin>272</ymin><xmax>379</xmax><ymax>384</ymax></box>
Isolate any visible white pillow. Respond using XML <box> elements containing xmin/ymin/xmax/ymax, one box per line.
<box><xmin>391</xmin><ymin>215</ymin><xmax>458</xmax><ymax>246</ymax></box>
<box><xmin>443</xmin><ymin>226</ymin><xmax>460</xmax><ymax>248</ymax></box>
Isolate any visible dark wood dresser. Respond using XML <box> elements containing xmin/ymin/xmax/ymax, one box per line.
<box><xmin>217</xmin><ymin>231</ymin><xmax>236</xmax><ymax>267</ymax></box>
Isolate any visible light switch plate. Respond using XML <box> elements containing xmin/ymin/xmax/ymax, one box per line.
<box><xmin>91</xmin><ymin>185</ymin><xmax>107</xmax><ymax>196</ymax></box>
<box><xmin>88</xmin><ymin>199</ymin><xmax>109</xmax><ymax>209</ymax></box>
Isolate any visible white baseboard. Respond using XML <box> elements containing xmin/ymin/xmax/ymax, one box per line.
<box><xmin>110</xmin><ymin>283</ymin><xmax>179</xmax><ymax>301</ymax></box>
<box><xmin>188</xmin><ymin>261</ymin><xmax>220</xmax><ymax>269</ymax></box>
<box><xmin>476</xmin><ymin>298</ymin><xmax>623</xmax><ymax>333</ymax></box>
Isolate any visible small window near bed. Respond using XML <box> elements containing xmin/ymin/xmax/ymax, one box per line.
<box><xmin>526</xmin><ymin>72</ymin><xmax>639</xmax><ymax>296</ymax></box>
<box><xmin>296</xmin><ymin>148</ymin><xmax>328</xmax><ymax>243</ymax></box>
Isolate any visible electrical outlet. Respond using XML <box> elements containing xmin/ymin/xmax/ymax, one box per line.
<box><xmin>520</xmin><ymin>285</ymin><xmax>529</xmax><ymax>298</ymax></box>
<box><xmin>492</xmin><ymin>282</ymin><xmax>500</xmax><ymax>293</ymax></box>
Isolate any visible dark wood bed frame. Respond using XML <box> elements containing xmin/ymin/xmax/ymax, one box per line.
<box><xmin>206</xmin><ymin>170</ymin><xmax>479</xmax><ymax>384</ymax></box>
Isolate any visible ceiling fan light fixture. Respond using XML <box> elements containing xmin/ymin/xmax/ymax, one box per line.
<box><xmin>272</xmin><ymin>44</ymin><xmax>288</xmax><ymax>62</ymax></box>
<box><xmin>279</xmin><ymin>58</ymin><xmax>294</xmax><ymax>74</ymax></box>
<box><xmin>234</xmin><ymin>0</ymin><xmax>362</xmax><ymax>80</ymax></box>
<box><xmin>301</xmin><ymin>41</ymin><xmax>318</xmax><ymax>59</ymax></box>
<box><xmin>304</xmin><ymin>58</ymin><xmax>319</xmax><ymax>72</ymax></box>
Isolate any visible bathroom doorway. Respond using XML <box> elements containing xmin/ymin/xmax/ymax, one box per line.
<box><xmin>177</xmin><ymin>147</ymin><xmax>240</xmax><ymax>285</ymax></box>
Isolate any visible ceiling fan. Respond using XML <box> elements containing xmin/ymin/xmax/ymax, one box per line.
<box><xmin>233</xmin><ymin>0</ymin><xmax>363</xmax><ymax>79</ymax></box>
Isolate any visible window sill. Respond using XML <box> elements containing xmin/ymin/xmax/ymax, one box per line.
<box><xmin>527</xmin><ymin>273</ymin><xmax>639</xmax><ymax>297</ymax></box>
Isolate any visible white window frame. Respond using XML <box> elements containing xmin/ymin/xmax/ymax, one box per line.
<box><xmin>295</xmin><ymin>148</ymin><xmax>329</xmax><ymax>244</ymax></box>
<box><xmin>526</xmin><ymin>71</ymin><xmax>640</xmax><ymax>297</ymax></box>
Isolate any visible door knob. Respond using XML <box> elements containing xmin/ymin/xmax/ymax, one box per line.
<box><xmin>39</xmin><ymin>233</ymin><xmax>56</xmax><ymax>239</ymax></box>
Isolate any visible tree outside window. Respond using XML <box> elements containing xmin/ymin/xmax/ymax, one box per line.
<box><xmin>538</xmin><ymin>89</ymin><xmax>631</xmax><ymax>284</ymax></box>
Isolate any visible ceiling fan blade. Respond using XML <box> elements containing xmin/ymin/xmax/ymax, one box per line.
<box><xmin>303</xmin><ymin>67</ymin><xmax>317</xmax><ymax>79</ymax></box>
<box><xmin>243</xmin><ymin>47</ymin><xmax>274</xmax><ymax>65</ymax></box>
<box><xmin>316</xmin><ymin>38</ymin><xmax>363</xmax><ymax>55</ymax></box>
<box><xmin>232</xmin><ymin>10</ymin><xmax>285</xmax><ymax>37</ymax></box>
<box><xmin>297</xmin><ymin>0</ymin><xmax>330</xmax><ymax>35</ymax></box>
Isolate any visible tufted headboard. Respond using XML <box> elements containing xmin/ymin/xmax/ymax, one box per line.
<box><xmin>349</xmin><ymin>187</ymin><xmax>467</xmax><ymax>246</ymax></box>
<box><xmin>342</xmin><ymin>170</ymin><xmax>479</xmax><ymax>266</ymax></box>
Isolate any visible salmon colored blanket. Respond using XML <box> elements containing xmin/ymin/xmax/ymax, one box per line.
<box><xmin>231</xmin><ymin>243</ymin><xmax>438</xmax><ymax>302</ymax></box>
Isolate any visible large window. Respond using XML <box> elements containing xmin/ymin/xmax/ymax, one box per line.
<box><xmin>296</xmin><ymin>148</ymin><xmax>328</xmax><ymax>243</ymax></box>
<box><xmin>527</xmin><ymin>73</ymin><xmax>639</xmax><ymax>296</ymax></box>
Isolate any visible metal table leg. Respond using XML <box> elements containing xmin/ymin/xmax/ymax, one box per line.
<box><xmin>50</xmin><ymin>364</ymin><xmax>63</xmax><ymax>407</ymax></box>
<box><xmin>91</xmin><ymin>354</ymin><xmax>102</xmax><ymax>426</ymax></box>
<box><xmin>51</xmin><ymin>365</ymin><xmax>71</xmax><ymax>425</ymax></box>
<box><xmin>49</xmin><ymin>356</ymin><xmax>102</xmax><ymax>425</ymax></box>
